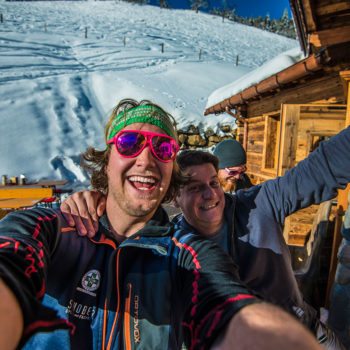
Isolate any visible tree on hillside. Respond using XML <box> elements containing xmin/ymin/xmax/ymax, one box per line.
<box><xmin>281</xmin><ymin>8</ymin><xmax>289</xmax><ymax>23</ymax></box>
<box><xmin>210</xmin><ymin>0</ymin><xmax>236</xmax><ymax>22</ymax></box>
<box><xmin>189</xmin><ymin>0</ymin><xmax>208</xmax><ymax>13</ymax></box>
<box><xmin>159</xmin><ymin>0</ymin><xmax>169</xmax><ymax>8</ymax></box>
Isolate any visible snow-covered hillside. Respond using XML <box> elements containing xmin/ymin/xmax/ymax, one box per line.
<box><xmin>0</xmin><ymin>1</ymin><xmax>297</xmax><ymax>189</ymax></box>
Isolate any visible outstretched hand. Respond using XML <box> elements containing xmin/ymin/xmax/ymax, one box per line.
<box><xmin>60</xmin><ymin>190</ymin><xmax>106</xmax><ymax>237</ymax></box>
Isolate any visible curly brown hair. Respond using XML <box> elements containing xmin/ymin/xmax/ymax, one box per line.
<box><xmin>81</xmin><ymin>98</ymin><xmax>183</xmax><ymax>203</ymax></box>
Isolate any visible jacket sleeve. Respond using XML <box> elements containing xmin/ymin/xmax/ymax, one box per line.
<box><xmin>0</xmin><ymin>208</ymin><xmax>73</xmax><ymax>344</ymax></box>
<box><xmin>255</xmin><ymin>126</ymin><xmax>350</xmax><ymax>223</ymax></box>
<box><xmin>175</xmin><ymin>233</ymin><xmax>259</xmax><ymax>350</ymax></box>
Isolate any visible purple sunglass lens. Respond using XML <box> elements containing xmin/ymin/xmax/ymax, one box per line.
<box><xmin>116</xmin><ymin>132</ymin><xmax>145</xmax><ymax>156</ymax></box>
<box><xmin>152</xmin><ymin>137</ymin><xmax>176</xmax><ymax>161</ymax></box>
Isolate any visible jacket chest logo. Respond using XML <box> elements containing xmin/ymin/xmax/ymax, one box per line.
<box><xmin>77</xmin><ymin>269</ymin><xmax>101</xmax><ymax>296</ymax></box>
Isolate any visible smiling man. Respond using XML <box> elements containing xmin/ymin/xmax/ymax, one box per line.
<box><xmin>173</xmin><ymin>149</ymin><xmax>346</xmax><ymax>349</ymax></box>
<box><xmin>0</xmin><ymin>98</ymin><xmax>321</xmax><ymax>350</ymax></box>
<box><xmin>213</xmin><ymin>139</ymin><xmax>253</xmax><ymax>193</ymax></box>
<box><xmin>174</xmin><ymin>151</ymin><xmax>225</xmax><ymax>238</ymax></box>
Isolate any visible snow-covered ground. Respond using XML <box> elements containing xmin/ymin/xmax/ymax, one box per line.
<box><xmin>0</xmin><ymin>1</ymin><xmax>297</xmax><ymax>190</ymax></box>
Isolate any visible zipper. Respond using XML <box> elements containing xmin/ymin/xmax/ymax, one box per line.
<box><xmin>102</xmin><ymin>249</ymin><xmax>121</xmax><ymax>350</ymax></box>
<box><xmin>124</xmin><ymin>283</ymin><xmax>132</xmax><ymax>350</ymax></box>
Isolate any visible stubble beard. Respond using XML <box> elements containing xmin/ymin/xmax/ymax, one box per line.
<box><xmin>110</xmin><ymin>186</ymin><xmax>161</xmax><ymax>217</ymax></box>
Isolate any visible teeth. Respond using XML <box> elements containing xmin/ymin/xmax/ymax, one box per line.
<box><xmin>129</xmin><ymin>176</ymin><xmax>156</xmax><ymax>184</ymax></box>
<box><xmin>201</xmin><ymin>203</ymin><xmax>217</xmax><ymax>210</ymax></box>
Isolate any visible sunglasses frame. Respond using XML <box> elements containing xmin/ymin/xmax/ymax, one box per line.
<box><xmin>224</xmin><ymin>165</ymin><xmax>247</xmax><ymax>177</ymax></box>
<box><xmin>107</xmin><ymin>129</ymin><xmax>179</xmax><ymax>163</ymax></box>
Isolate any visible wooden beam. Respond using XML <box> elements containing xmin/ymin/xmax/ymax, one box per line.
<box><xmin>247</xmin><ymin>74</ymin><xmax>344</xmax><ymax>118</ymax></box>
<box><xmin>339</xmin><ymin>70</ymin><xmax>350</xmax><ymax>125</ymax></box>
<box><xmin>278</xmin><ymin>104</ymin><xmax>300</xmax><ymax>176</ymax></box>
<box><xmin>0</xmin><ymin>198</ymin><xmax>44</xmax><ymax>210</ymax></box>
<box><xmin>309</xmin><ymin>25</ymin><xmax>350</xmax><ymax>47</ymax></box>
<box><xmin>303</xmin><ymin>0</ymin><xmax>317</xmax><ymax>32</ymax></box>
<box><xmin>316</xmin><ymin>2</ymin><xmax>350</xmax><ymax>16</ymax></box>
<box><xmin>0</xmin><ymin>187</ymin><xmax>53</xmax><ymax>200</ymax></box>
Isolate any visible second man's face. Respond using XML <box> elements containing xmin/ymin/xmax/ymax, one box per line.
<box><xmin>176</xmin><ymin>163</ymin><xmax>225</xmax><ymax>237</ymax></box>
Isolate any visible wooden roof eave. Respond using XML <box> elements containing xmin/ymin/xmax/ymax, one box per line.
<box><xmin>289</xmin><ymin>0</ymin><xmax>309</xmax><ymax>55</ymax></box>
<box><xmin>204</xmin><ymin>53</ymin><xmax>323</xmax><ymax>116</ymax></box>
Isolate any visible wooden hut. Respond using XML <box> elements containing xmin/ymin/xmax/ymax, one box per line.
<box><xmin>204</xmin><ymin>0</ymin><xmax>350</xmax><ymax>305</ymax></box>
<box><xmin>205</xmin><ymin>0</ymin><xmax>350</xmax><ymax>184</ymax></box>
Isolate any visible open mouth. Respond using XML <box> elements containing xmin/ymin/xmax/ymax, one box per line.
<box><xmin>128</xmin><ymin>175</ymin><xmax>159</xmax><ymax>191</ymax></box>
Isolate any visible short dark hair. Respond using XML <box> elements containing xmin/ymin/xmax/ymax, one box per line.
<box><xmin>176</xmin><ymin>149</ymin><xmax>219</xmax><ymax>173</ymax></box>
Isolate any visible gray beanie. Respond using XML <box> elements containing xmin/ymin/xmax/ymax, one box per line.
<box><xmin>213</xmin><ymin>139</ymin><xmax>246</xmax><ymax>169</ymax></box>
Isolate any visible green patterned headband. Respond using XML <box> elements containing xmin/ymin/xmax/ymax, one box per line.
<box><xmin>107</xmin><ymin>105</ymin><xmax>177</xmax><ymax>141</ymax></box>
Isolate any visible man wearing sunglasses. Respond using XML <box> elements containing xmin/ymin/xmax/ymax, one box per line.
<box><xmin>0</xmin><ymin>99</ymin><xmax>321</xmax><ymax>350</ymax></box>
<box><xmin>213</xmin><ymin>139</ymin><xmax>253</xmax><ymax>193</ymax></box>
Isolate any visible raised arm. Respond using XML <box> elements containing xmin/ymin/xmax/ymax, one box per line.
<box><xmin>255</xmin><ymin>126</ymin><xmax>350</xmax><ymax>223</ymax></box>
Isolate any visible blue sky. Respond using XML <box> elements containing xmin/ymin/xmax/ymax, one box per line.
<box><xmin>150</xmin><ymin>1</ymin><xmax>291</xmax><ymax>19</ymax></box>
<box><xmin>231</xmin><ymin>0</ymin><xmax>290</xmax><ymax>19</ymax></box>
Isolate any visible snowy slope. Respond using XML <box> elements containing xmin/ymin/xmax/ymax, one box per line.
<box><xmin>0</xmin><ymin>1</ymin><xmax>297</xmax><ymax>189</ymax></box>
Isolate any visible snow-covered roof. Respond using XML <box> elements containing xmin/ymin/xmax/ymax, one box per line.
<box><xmin>206</xmin><ymin>47</ymin><xmax>305</xmax><ymax>109</ymax></box>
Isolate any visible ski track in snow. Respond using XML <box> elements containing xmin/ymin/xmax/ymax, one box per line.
<box><xmin>0</xmin><ymin>1</ymin><xmax>297</xmax><ymax>189</ymax></box>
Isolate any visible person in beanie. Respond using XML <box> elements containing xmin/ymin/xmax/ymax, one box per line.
<box><xmin>0</xmin><ymin>98</ymin><xmax>321</xmax><ymax>350</ymax></box>
<box><xmin>213</xmin><ymin>139</ymin><xmax>253</xmax><ymax>193</ymax></box>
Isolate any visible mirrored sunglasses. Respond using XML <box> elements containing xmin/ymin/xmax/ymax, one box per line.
<box><xmin>107</xmin><ymin>129</ymin><xmax>179</xmax><ymax>163</ymax></box>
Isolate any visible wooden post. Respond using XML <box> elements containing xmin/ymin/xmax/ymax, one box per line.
<box><xmin>199</xmin><ymin>49</ymin><xmax>202</xmax><ymax>61</ymax></box>
<box><xmin>85</xmin><ymin>27</ymin><xmax>88</xmax><ymax>39</ymax></box>
<box><xmin>278</xmin><ymin>104</ymin><xmax>300</xmax><ymax>176</ymax></box>
<box><xmin>160</xmin><ymin>43</ymin><xmax>164</xmax><ymax>53</ymax></box>
<box><xmin>340</xmin><ymin>71</ymin><xmax>350</xmax><ymax>125</ymax></box>
<box><xmin>236</xmin><ymin>55</ymin><xmax>239</xmax><ymax>66</ymax></box>
<box><xmin>123</xmin><ymin>36</ymin><xmax>126</xmax><ymax>47</ymax></box>
<box><xmin>0</xmin><ymin>13</ymin><xmax>3</xmax><ymax>23</ymax></box>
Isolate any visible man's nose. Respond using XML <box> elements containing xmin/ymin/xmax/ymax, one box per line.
<box><xmin>203</xmin><ymin>185</ymin><xmax>215</xmax><ymax>199</ymax></box>
<box><xmin>135</xmin><ymin>144</ymin><xmax>156</xmax><ymax>165</ymax></box>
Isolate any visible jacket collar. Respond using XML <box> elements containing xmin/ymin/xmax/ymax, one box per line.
<box><xmin>98</xmin><ymin>205</ymin><xmax>173</xmax><ymax>241</ymax></box>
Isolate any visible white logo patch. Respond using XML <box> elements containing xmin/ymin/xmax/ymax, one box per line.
<box><xmin>77</xmin><ymin>269</ymin><xmax>101</xmax><ymax>296</ymax></box>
